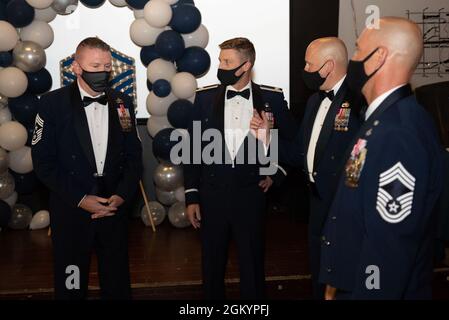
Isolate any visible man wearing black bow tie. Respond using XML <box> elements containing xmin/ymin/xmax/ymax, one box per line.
<box><xmin>31</xmin><ymin>37</ymin><xmax>143</xmax><ymax>300</ymax></box>
<box><xmin>274</xmin><ymin>37</ymin><xmax>362</xmax><ymax>299</ymax></box>
<box><xmin>184</xmin><ymin>38</ymin><xmax>298</xmax><ymax>299</ymax></box>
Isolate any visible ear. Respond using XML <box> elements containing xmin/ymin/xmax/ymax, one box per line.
<box><xmin>72</xmin><ymin>60</ymin><xmax>81</xmax><ymax>76</ymax></box>
<box><xmin>321</xmin><ymin>60</ymin><xmax>334</xmax><ymax>77</ymax></box>
<box><xmin>243</xmin><ymin>61</ymin><xmax>252</xmax><ymax>72</ymax></box>
<box><xmin>375</xmin><ymin>47</ymin><xmax>388</xmax><ymax>67</ymax></box>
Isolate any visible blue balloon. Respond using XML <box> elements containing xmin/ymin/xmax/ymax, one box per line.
<box><xmin>147</xmin><ymin>79</ymin><xmax>153</xmax><ymax>92</ymax></box>
<box><xmin>6</xmin><ymin>0</ymin><xmax>34</xmax><ymax>28</ymax></box>
<box><xmin>10</xmin><ymin>170</ymin><xmax>38</xmax><ymax>195</ymax></box>
<box><xmin>125</xmin><ymin>0</ymin><xmax>149</xmax><ymax>10</ymax></box>
<box><xmin>167</xmin><ymin>99</ymin><xmax>193</xmax><ymax>129</ymax></box>
<box><xmin>153</xmin><ymin>79</ymin><xmax>171</xmax><ymax>98</ymax></box>
<box><xmin>155</xmin><ymin>30</ymin><xmax>185</xmax><ymax>61</ymax></box>
<box><xmin>8</xmin><ymin>93</ymin><xmax>39</xmax><ymax>127</ymax></box>
<box><xmin>171</xmin><ymin>0</ymin><xmax>194</xmax><ymax>9</ymax></box>
<box><xmin>170</xmin><ymin>3</ymin><xmax>201</xmax><ymax>34</ymax></box>
<box><xmin>152</xmin><ymin>128</ymin><xmax>180</xmax><ymax>161</ymax></box>
<box><xmin>80</xmin><ymin>0</ymin><xmax>106</xmax><ymax>7</ymax></box>
<box><xmin>0</xmin><ymin>200</ymin><xmax>11</xmax><ymax>228</ymax></box>
<box><xmin>0</xmin><ymin>51</ymin><xmax>12</xmax><ymax>67</ymax></box>
<box><xmin>177</xmin><ymin>46</ymin><xmax>211</xmax><ymax>77</ymax></box>
<box><xmin>140</xmin><ymin>45</ymin><xmax>160</xmax><ymax>67</ymax></box>
<box><xmin>26</xmin><ymin>68</ymin><xmax>52</xmax><ymax>95</ymax></box>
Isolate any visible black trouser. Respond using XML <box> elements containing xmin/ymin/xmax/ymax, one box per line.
<box><xmin>308</xmin><ymin>184</ymin><xmax>327</xmax><ymax>300</ymax></box>
<box><xmin>50</xmin><ymin>203</ymin><xmax>131</xmax><ymax>300</ymax></box>
<box><xmin>200</xmin><ymin>183</ymin><xmax>266</xmax><ymax>300</ymax></box>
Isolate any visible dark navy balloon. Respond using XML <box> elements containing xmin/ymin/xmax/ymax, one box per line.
<box><xmin>146</xmin><ymin>79</ymin><xmax>153</xmax><ymax>92</ymax></box>
<box><xmin>6</xmin><ymin>0</ymin><xmax>34</xmax><ymax>28</ymax></box>
<box><xmin>0</xmin><ymin>51</ymin><xmax>12</xmax><ymax>67</ymax></box>
<box><xmin>8</xmin><ymin>93</ymin><xmax>39</xmax><ymax>127</ymax></box>
<box><xmin>80</xmin><ymin>0</ymin><xmax>106</xmax><ymax>8</ymax></box>
<box><xmin>152</xmin><ymin>128</ymin><xmax>179</xmax><ymax>161</ymax></box>
<box><xmin>167</xmin><ymin>99</ymin><xmax>193</xmax><ymax>129</ymax></box>
<box><xmin>10</xmin><ymin>170</ymin><xmax>38</xmax><ymax>195</ymax></box>
<box><xmin>153</xmin><ymin>79</ymin><xmax>171</xmax><ymax>98</ymax></box>
<box><xmin>155</xmin><ymin>30</ymin><xmax>185</xmax><ymax>61</ymax></box>
<box><xmin>26</xmin><ymin>68</ymin><xmax>52</xmax><ymax>95</ymax></box>
<box><xmin>140</xmin><ymin>45</ymin><xmax>160</xmax><ymax>67</ymax></box>
<box><xmin>176</xmin><ymin>46</ymin><xmax>211</xmax><ymax>77</ymax></box>
<box><xmin>0</xmin><ymin>200</ymin><xmax>12</xmax><ymax>228</ymax></box>
<box><xmin>170</xmin><ymin>3</ymin><xmax>201</xmax><ymax>34</ymax></box>
<box><xmin>125</xmin><ymin>0</ymin><xmax>149</xmax><ymax>10</ymax></box>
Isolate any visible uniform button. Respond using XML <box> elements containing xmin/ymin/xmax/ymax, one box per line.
<box><xmin>69</xmin><ymin>171</ymin><xmax>74</xmax><ymax>175</ymax></box>
<box><xmin>327</xmin><ymin>268</ymin><xmax>332</xmax><ymax>273</ymax></box>
<box><xmin>331</xmin><ymin>155</ymin><xmax>335</xmax><ymax>160</ymax></box>
<box><xmin>321</xmin><ymin>236</ymin><xmax>326</xmax><ymax>241</ymax></box>
<box><xmin>331</xmin><ymin>216</ymin><xmax>337</xmax><ymax>221</ymax></box>
<box><xmin>326</xmin><ymin>241</ymin><xmax>331</xmax><ymax>246</ymax></box>
<box><xmin>71</xmin><ymin>155</ymin><xmax>76</xmax><ymax>159</ymax></box>
<box><xmin>313</xmin><ymin>172</ymin><xmax>317</xmax><ymax>177</ymax></box>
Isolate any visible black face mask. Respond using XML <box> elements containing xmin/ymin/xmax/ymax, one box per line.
<box><xmin>81</xmin><ymin>68</ymin><xmax>111</xmax><ymax>93</ymax></box>
<box><xmin>346</xmin><ymin>48</ymin><xmax>384</xmax><ymax>94</ymax></box>
<box><xmin>302</xmin><ymin>62</ymin><xmax>329</xmax><ymax>91</ymax></box>
<box><xmin>217</xmin><ymin>61</ymin><xmax>247</xmax><ymax>86</ymax></box>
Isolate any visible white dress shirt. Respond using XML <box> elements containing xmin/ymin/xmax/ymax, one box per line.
<box><xmin>364</xmin><ymin>84</ymin><xmax>407</xmax><ymax>121</ymax></box>
<box><xmin>224</xmin><ymin>82</ymin><xmax>253</xmax><ymax>166</ymax></box>
<box><xmin>307</xmin><ymin>76</ymin><xmax>346</xmax><ymax>182</ymax></box>
<box><xmin>78</xmin><ymin>81</ymin><xmax>109</xmax><ymax>175</ymax></box>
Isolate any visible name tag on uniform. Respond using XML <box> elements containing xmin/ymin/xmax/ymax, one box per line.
<box><xmin>345</xmin><ymin>138</ymin><xmax>368</xmax><ymax>188</ymax></box>
<box><xmin>116</xmin><ymin>98</ymin><xmax>132</xmax><ymax>132</ymax></box>
<box><xmin>334</xmin><ymin>101</ymin><xmax>351</xmax><ymax>132</ymax></box>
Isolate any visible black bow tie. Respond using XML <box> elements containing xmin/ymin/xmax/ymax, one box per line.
<box><xmin>227</xmin><ymin>89</ymin><xmax>251</xmax><ymax>100</ymax></box>
<box><xmin>319</xmin><ymin>90</ymin><xmax>335</xmax><ymax>102</ymax></box>
<box><xmin>82</xmin><ymin>95</ymin><xmax>108</xmax><ymax>107</ymax></box>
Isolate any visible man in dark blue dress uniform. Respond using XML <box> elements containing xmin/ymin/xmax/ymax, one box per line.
<box><xmin>183</xmin><ymin>37</ymin><xmax>298</xmax><ymax>299</ymax></box>
<box><xmin>31</xmin><ymin>38</ymin><xmax>143</xmax><ymax>300</ymax></box>
<box><xmin>319</xmin><ymin>18</ymin><xmax>443</xmax><ymax>300</ymax></box>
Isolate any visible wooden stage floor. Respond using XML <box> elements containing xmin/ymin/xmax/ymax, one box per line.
<box><xmin>0</xmin><ymin>211</ymin><xmax>448</xmax><ymax>300</ymax></box>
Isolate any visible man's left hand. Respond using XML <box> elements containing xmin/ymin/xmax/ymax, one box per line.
<box><xmin>91</xmin><ymin>195</ymin><xmax>125</xmax><ymax>219</ymax></box>
<box><xmin>259</xmin><ymin>176</ymin><xmax>273</xmax><ymax>193</ymax></box>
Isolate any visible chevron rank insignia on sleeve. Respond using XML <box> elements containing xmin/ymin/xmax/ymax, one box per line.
<box><xmin>31</xmin><ymin>113</ymin><xmax>44</xmax><ymax>146</ymax></box>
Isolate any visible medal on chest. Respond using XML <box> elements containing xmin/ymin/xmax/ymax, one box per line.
<box><xmin>116</xmin><ymin>98</ymin><xmax>132</xmax><ymax>132</ymax></box>
<box><xmin>345</xmin><ymin>138</ymin><xmax>368</xmax><ymax>188</ymax></box>
<box><xmin>334</xmin><ymin>101</ymin><xmax>351</xmax><ymax>132</ymax></box>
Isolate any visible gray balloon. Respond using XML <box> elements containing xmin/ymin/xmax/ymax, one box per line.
<box><xmin>0</xmin><ymin>94</ymin><xmax>7</xmax><ymax>109</ymax></box>
<box><xmin>0</xmin><ymin>172</ymin><xmax>15</xmax><ymax>200</ymax></box>
<box><xmin>141</xmin><ymin>201</ymin><xmax>166</xmax><ymax>227</ymax></box>
<box><xmin>8</xmin><ymin>204</ymin><xmax>33</xmax><ymax>230</ymax></box>
<box><xmin>155</xmin><ymin>187</ymin><xmax>177</xmax><ymax>206</ymax></box>
<box><xmin>168</xmin><ymin>202</ymin><xmax>190</xmax><ymax>228</ymax></box>
<box><xmin>153</xmin><ymin>163</ymin><xmax>183</xmax><ymax>192</ymax></box>
<box><xmin>51</xmin><ymin>0</ymin><xmax>78</xmax><ymax>15</ymax></box>
<box><xmin>0</xmin><ymin>148</ymin><xmax>8</xmax><ymax>174</ymax></box>
<box><xmin>13</xmin><ymin>41</ymin><xmax>46</xmax><ymax>73</ymax></box>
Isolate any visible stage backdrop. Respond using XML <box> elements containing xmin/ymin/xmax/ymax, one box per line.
<box><xmin>339</xmin><ymin>0</ymin><xmax>449</xmax><ymax>88</ymax></box>
<box><xmin>45</xmin><ymin>0</ymin><xmax>290</xmax><ymax>119</ymax></box>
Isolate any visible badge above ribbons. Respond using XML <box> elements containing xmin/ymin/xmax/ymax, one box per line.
<box><xmin>376</xmin><ymin>162</ymin><xmax>416</xmax><ymax>224</ymax></box>
<box><xmin>59</xmin><ymin>46</ymin><xmax>137</xmax><ymax>110</ymax></box>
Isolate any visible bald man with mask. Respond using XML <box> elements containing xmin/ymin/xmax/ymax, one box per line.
<box><xmin>270</xmin><ymin>37</ymin><xmax>362</xmax><ymax>299</ymax></box>
<box><xmin>320</xmin><ymin>17</ymin><xmax>443</xmax><ymax>300</ymax></box>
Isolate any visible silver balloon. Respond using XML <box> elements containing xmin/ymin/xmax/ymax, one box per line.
<box><xmin>0</xmin><ymin>94</ymin><xmax>8</xmax><ymax>109</ymax></box>
<box><xmin>155</xmin><ymin>187</ymin><xmax>177</xmax><ymax>206</ymax></box>
<box><xmin>168</xmin><ymin>202</ymin><xmax>190</xmax><ymax>228</ymax></box>
<box><xmin>51</xmin><ymin>0</ymin><xmax>78</xmax><ymax>15</ymax></box>
<box><xmin>29</xmin><ymin>210</ymin><xmax>50</xmax><ymax>230</ymax></box>
<box><xmin>153</xmin><ymin>163</ymin><xmax>183</xmax><ymax>192</ymax></box>
<box><xmin>140</xmin><ymin>202</ymin><xmax>166</xmax><ymax>227</ymax></box>
<box><xmin>0</xmin><ymin>148</ymin><xmax>8</xmax><ymax>174</ymax></box>
<box><xmin>8</xmin><ymin>204</ymin><xmax>33</xmax><ymax>230</ymax></box>
<box><xmin>0</xmin><ymin>172</ymin><xmax>15</xmax><ymax>200</ymax></box>
<box><xmin>13</xmin><ymin>41</ymin><xmax>46</xmax><ymax>73</ymax></box>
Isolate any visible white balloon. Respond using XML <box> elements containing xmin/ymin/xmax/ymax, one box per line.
<box><xmin>30</xmin><ymin>210</ymin><xmax>50</xmax><ymax>230</ymax></box>
<box><xmin>0</xmin><ymin>108</ymin><xmax>12</xmax><ymax>125</ymax></box>
<box><xmin>146</xmin><ymin>91</ymin><xmax>177</xmax><ymax>116</ymax></box>
<box><xmin>147</xmin><ymin>58</ymin><xmax>177</xmax><ymax>83</ymax></box>
<box><xmin>0</xmin><ymin>67</ymin><xmax>28</xmax><ymax>98</ymax></box>
<box><xmin>0</xmin><ymin>121</ymin><xmax>28</xmax><ymax>151</ymax></box>
<box><xmin>182</xmin><ymin>24</ymin><xmax>209</xmax><ymax>48</ymax></box>
<box><xmin>26</xmin><ymin>0</ymin><xmax>54</xmax><ymax>9</ymax></box>
<box><xmin>171</xmin><ymin>72</ymin><xmax>197</xmax><ymax>99</ymax></box>
<box><xmin>0</xmin><ymin>21</ymin><xmax>19</xmax><ymax>52</ymax></box>
<box><xmin>109</xmin><ymin>0</ymin><xmax>127</xmax><ymax>7</ymax></box>
<box><xmin>133</xmin><ymin>9</ymin><xmax>144</xmax><ymax>19</ymax></box>
<box><xmin>20</xmin><ymin>21</ymin><xmax>55</xmax><ymax>49</ymax></box>
<box><xmin>34</xmin><ymin>7</ymin><xmax>58</xmax><ymax>22</ymax></box>
<box><xmin>129</xmin><ymin>18</ymin><xmax>164</xmax><ymax>47</ymax></box>
<box><xmin>144</xmin><ymin>0</ymin><xmax>172</xmax><ymax>28</ymax></box>
<box><xmin>146</xmin><ymin>116</ymin><xmax>172</xmax><ymax>138</ymax></box>
<box><xmin>3</xmin><ymin>191</ymin><xmax>18</xmax><ymax>208</ymax></box>
<box><xmin>8</xmin><ymin>146</ymin><xmax>33</xmax><ymax>174</ymax></box>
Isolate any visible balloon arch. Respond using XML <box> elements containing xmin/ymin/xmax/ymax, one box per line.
<box><xmin>0</xmin><ymin>0</ymin><xmax>211</xmax><ymax>230</ymax></box>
